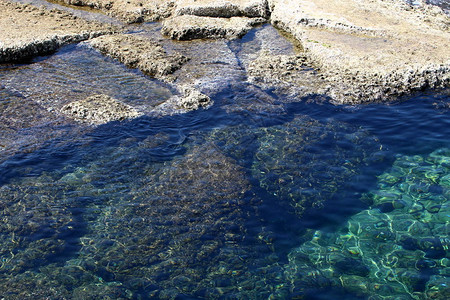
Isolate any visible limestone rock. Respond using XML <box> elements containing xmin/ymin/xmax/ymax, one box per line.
<box><xmin>178</xmin><ymin>86</ymin><xmax>212</xmax><ymax>110</ymax></box>
<box><xmin>89</xmin><ymin>34</ymin><xmax>189</xmax><ymax>80</ymax></box>
<box><xmin>162</xmin><ymin>15</ymin><xmax>266</xmax><ymax>40</ymax></box>
<box><xmin>56</xmin><ymin>0</ymin><xmax>174</xmax><ymax>23</ymax></box>
<box><xmin>269</xmin><ymin>0</ymin><xmax>450</xmax><ymax>103</ymax></box>
<box><xmin>247</xmin><ymin>51</ymin><xmax>328</xmax><ymax>97</ymax></box>
<box><xmin>56</xmin><ymin>0</ymin><xmax>270</xmax><ymax>22</ymax></box>
<box><xmin>0</xmin><ymin>1</ymin><xmax>116</xmax><ymax>63</ymax></box>
<box><xmin>61</xmin><ymin>94</ymin><xmax>143</xmax><ymax>125</ymax></box>
<box><xmin>174</xmin><ymin>0</ymin><xmax>269</xmax><ymax>18</ymax></box>
<box><xmin>152</xmin><ymin>86</ymin><xmax>212</xmax><ymax>115</ymax></box>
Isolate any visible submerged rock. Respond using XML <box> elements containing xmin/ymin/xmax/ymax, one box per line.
<box><xmin>162</xmin><ymin>15</ymin><xmax>266</xmax><ymax>40</ymax></box>
<box><xmin>61</xmin><ymin>94</ymin><xmax>143</xmax><ymax>125</ymax></box>
<box><xmin>0</xmin><ymin>173</ymin><xmax>79</xmax><ymax>279</ymax></box>
<box><xmin>286</xmin><ymin>148</ymin><xmax>450</xmax><ymax>299</ymax></box>
<box><xmin>0</xmin><ymin>1</ymin><xmax>116</xmax><ymax>63</ymax></box>
<box><xmin>0</xmin><ymin>86</ymin><xmax>90</xmax><ymax>164</ymax></box>
<box><xmin>89</xmin><ymin>34</ymin><xmax>189</xmax><ymax>81</ymax></box>
<box><xmin>201</xmin><ymin>115</ymin><xmax>382</xmax><ymax>216</ymax></box>
<box><xmin>59</xmin><ymin>141</ymin><xmax>280</xmax><ymax>298</ymax></box>
<box><xmin>251</xmin><ymin>116</ymin><xmax>381</xmax><ymax>216</ymax></box>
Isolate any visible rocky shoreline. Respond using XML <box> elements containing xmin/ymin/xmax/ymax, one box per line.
<box><xmin>0</xmin><ymin>0</ymin><xmax>449</xmax><ymax>112</ymax></box>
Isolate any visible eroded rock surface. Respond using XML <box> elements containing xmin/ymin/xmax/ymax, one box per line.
<box><xmin>89</xmin><ymin>34</ymin><xmax>189</xmax><ymax>81</ymax></box>
<box><xmin>162</xmin><ymin>15</ymin><xmax>265</xmax><ymax>40</ymax></box>
<box><xmin>61</xmin><ymin>94</ymin><xmax>143</xmax><ymax>125</ymax></box>
<box><xmin>56</xmin><ymin>0</ymin><xmax>270</xmax><ymax>23</ymax></box>
<box><xmin>174</xmin><ymin>0</ymin><xmax>269</xmax><ymax>18</ymax></box>
<box><xmin>57</xmin><ymin>0</ymin><xmax>174</xmax><ymax>23</ymax></box>
<box><xmin>176</xmin><ymin>86</ymin><xmax>212</xmax><ymax>110</ymax></box>
<box><xmin>151</xmin><ymin>85</ymin><xmax>212</xmax><ymax>115</ymax></box>
<box><xmin>248</xmin><ymin>51</ymin><xmax>328</xmax><ymax>98</ymax></box>
<box><xmin>0</xmin><ymin>1</ymin><xmax>116</xmax><ymax>62</ymax></box>
<box><xmin>269</xmin><ymin>0</ymin><xmax>450</xmax><ymax>103</ymax></box>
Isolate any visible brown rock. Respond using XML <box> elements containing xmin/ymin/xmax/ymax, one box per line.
<box><xmin>269</xmin><ymin>0</ymin><xmax>450</xmax><ymax>103</ymax></box>
<box><xmin>0</xmin><ymin>1</ymin><xmax>116</xmax><ymax>62</ymax></box>
<box><xmin>162</xmin><ymin>15</ymin><xmax>266</xmax><ymax>40</ymax></box>
<box><xmin>89</xmin><ymin>34</ymin><xmax>189</xmax><ymax>80</ymax></box>
<box><xmin>174</xmin><ymin>0</ymin><xmax>269</xmax><ymax>18</ymax></box>
<box><xmin>61</xmin><ymin>94</ymin><xmax>143</xmax><ymax>125</ymax></box>
<box><xmin>56</xmin><ymin>0</ymin><xmax>174</xmax><ymax>23</ymax></box>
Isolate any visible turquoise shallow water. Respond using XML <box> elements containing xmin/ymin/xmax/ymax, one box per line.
<box><xmin>1</xmin><ymin>27</ymin><xmax>450</xmax><ymax>300</ymax></box>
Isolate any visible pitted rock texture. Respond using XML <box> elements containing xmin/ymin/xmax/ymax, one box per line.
<box><xmin>152</xmin><ymin>86</ymin><xmax>212</xmax><ymax>115</ymax></box>
<box><xmin>162</xmin><ymin>15</ymin><xmax>266</xmax><ymax>40</ymax></box>
<box><xmin>247</xmin><ymin>51</ymin><xmax>329</xmax><ymax>98</ymax></box>
<box><xmin>268</xmin><ymin>0</ymin><xmax>450</xmax><ymax>103</ymax></box>
<box><xmin>89</xmin><ymin>34</ymin><xmax>189</xmax><ymax>80</ymax></box>
<box><xmin>174</xmin><ymin>0</ymin><xmax>270</xmax><ymax>18</ymax></box>
<box><xmin>56</xmin><ymin>0</ymin><xmax>270</xmax><ymax>22</ymax></box>
<box><xmin>177</xmin><ymin>86</ymin><xmax>212</xmax><ymax>109</ymax></box>
<box><xmin>61</xmin><ymin>94</ymin><xmax>143</xmax><ymax>125</ymax></box>
<box><xmin>0</xmin><ymin>1</ymin><xmax>116</xmax><ymax>63</ymax></box>
<box><xmin>57</xmin><ymin>0</ymin><xmax>175</xmax><ymax>23</ymax></box>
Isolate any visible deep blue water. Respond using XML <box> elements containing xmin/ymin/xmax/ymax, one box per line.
<box><xmin>1</xmin><ymin>31</ymin><xmax>449</xmax><ymax>299</ymax></box>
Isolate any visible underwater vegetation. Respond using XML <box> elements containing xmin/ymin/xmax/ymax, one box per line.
<box><xmin>286</xmin><ymin>148</ymin><xmax>450</xmax><ymax>300</ymax></box>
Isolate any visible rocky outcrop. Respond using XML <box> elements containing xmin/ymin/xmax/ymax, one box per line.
<box><xmin>152</xmin><ymin>86</ymin><xmax>212</xmax><ymax>115</ymax></box>
<box><xmin>56</xmin><ymin>0</ymin><xmax>175</xmax><ymax>23</ymax></box>
<box><xmin>0</xmin><ymin>1</ymin><xmax>116</xmax><ymax>63</ymax></box>
<box><xmin>61</xmin><ymin>94</ymin><xmax>143</xmax><ymax>125</ymax></box>
<box><xmin>268</xmin><ymin>0</ymin><xmax>450</xmax><ymax>103</ymax></box>
<box><xmin>177</xmin><ymin>86</ymin><xmax>212</xmax><ymax>109</ymax></box>
<box><xmin>56</xmin><ymin>0</ymin><xmax>270</xmax><ymax>23</ymax></box>
<box><xmin>89</xmin><ymin>34</ymin><xmax>189</xmax><ymax>80</ymax></box>
<box><xmin>162</xmin><ymin>15</ymin><xmax>265</xmax><ymax>40</ymax></box>
<box><xmin>174</xmin><ymin>0</ymin><xmax>269</xmax><ymax>18</ymax></box>
<box><xmin>247</xmin><ymin>51</ymin><xmax>328</xmax><ymax>97</ymax></box>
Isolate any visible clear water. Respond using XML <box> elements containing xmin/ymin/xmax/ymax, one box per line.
<box><xmin>1</xmin><ymin>18</ymin><xmax>450</xmax><ymax>300</ymax></box>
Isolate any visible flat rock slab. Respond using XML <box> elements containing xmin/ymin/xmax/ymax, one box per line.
<box><xmin>269</xmin><ymin>0</ymin><xmax>450</xmax><ymax>103</ymax></box>
<box><xmin>61</xmin><ymin>94</ymin><xmax>143</xmax><ymax>125</ymax></box>
<box><xmin>89</xmin><ymin>34</ymin><xmax>189</xmax><ymax>80</ymax></box>
<box><xmin>162</xmin><ymin>15</ymin><xmax>266</xmax><ymax>40</ymax></box>
<box><xmin>0</xmin><ymin>1</ymin><xmax>116</xmax><ymax>63</ymax></box>
<box><xmin>174</xmin><ymin>0</ymin><xmax>269</xmax><ymax>18</ymax></box>
<box><xmin>248</xmin><ymin>51</ymin><xmax>328</xmax><ymax>98</ymax></box>
<box><xmin>56</xmin><ymin>0</ymin><xmax>269</xmax><ymax>23</ymax></box>
<box><xmin>57</xmin><ymin>0</ymin><xmax>174</xmax><ymax>23</ymax></box>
